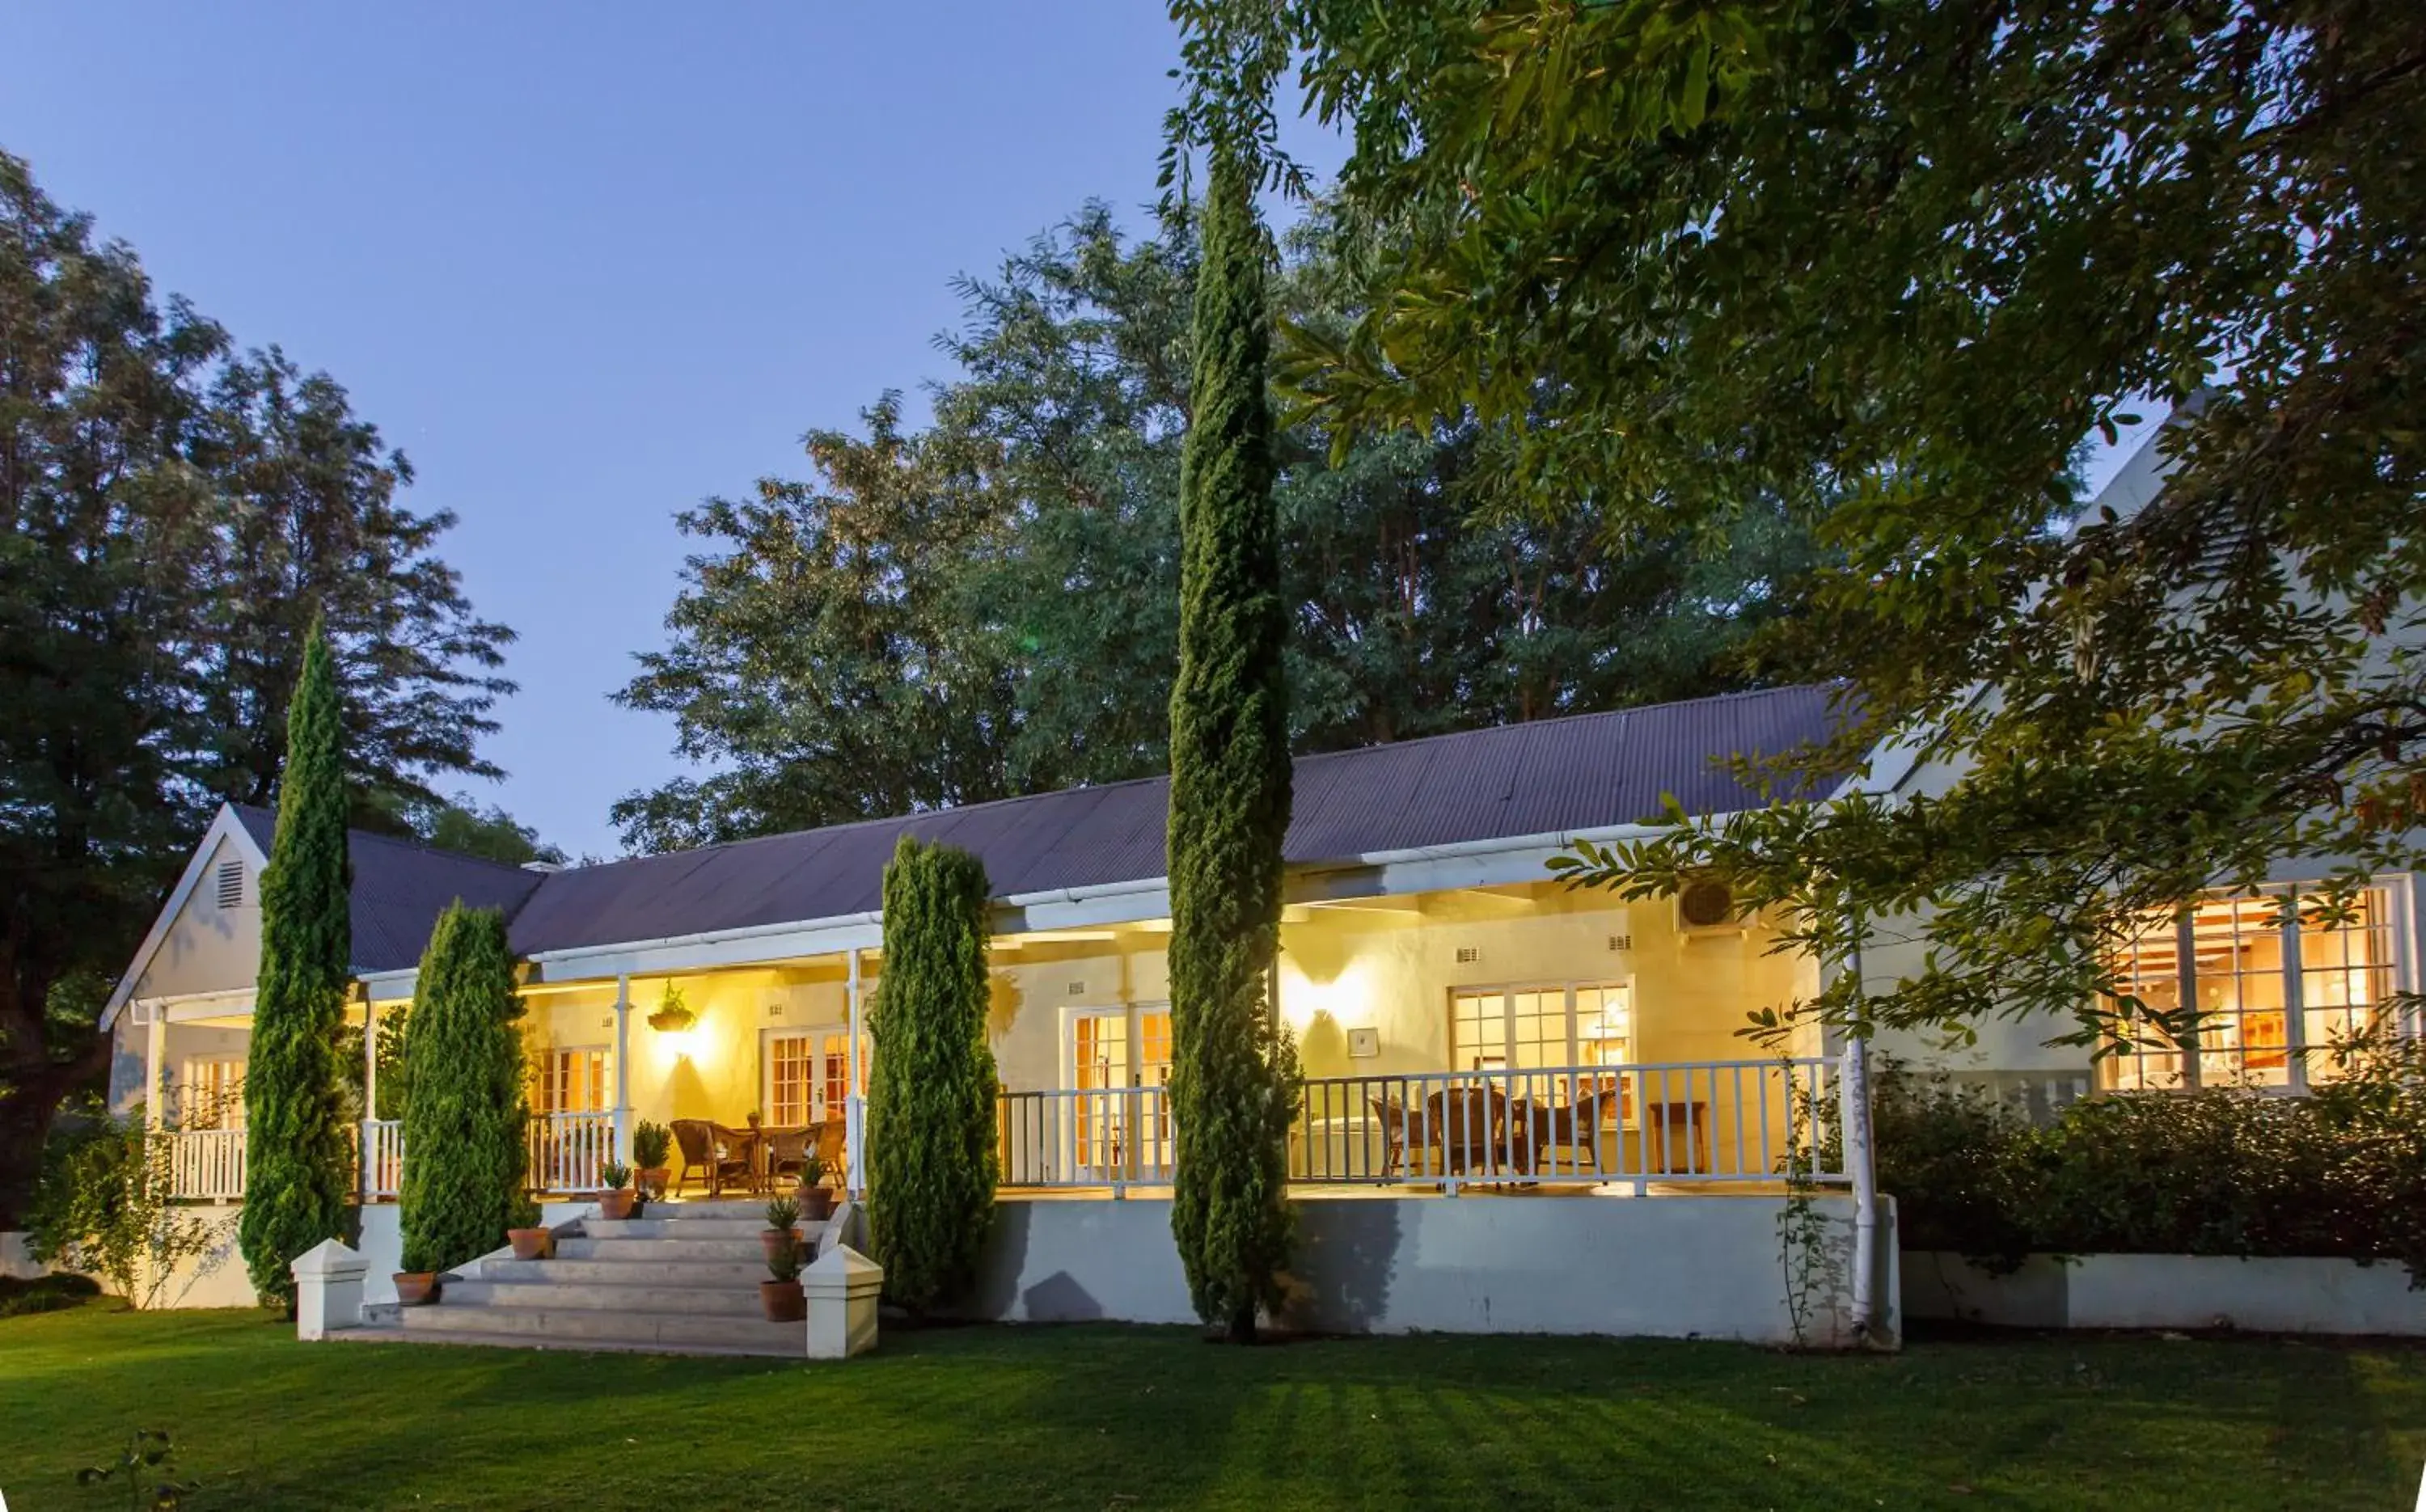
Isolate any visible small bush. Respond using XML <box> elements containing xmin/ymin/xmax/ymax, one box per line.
<box><xmin>0</xmin><ymin>1273</ymin><xmax>103</xmax><ymax>1319</ymax></box>
<box><xmin>632</xmin><ymin>1120</ymin><xmax>672</xmax><ymax>1169</ymax></box>
<box><xmin>24</xmin><ymin>1117</ymin><xmax>224</xmax><ymax>1309</ymax></box>
<box><xmin>1876</xmin><ymin>1032</ymin><xmax>2426</xmax><ymax>1283</ymax></box>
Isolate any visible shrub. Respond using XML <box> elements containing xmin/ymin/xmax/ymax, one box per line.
<box><xmin>632</xmin><ymin>1120</ymin><xmax>672</xmax><ymax>1170</ymax></box>
<box><xmin>1875</xmin><ymin>1033</ymin><xmax>2426</xmax><ymax>1283</ymax></box>
<box><xmin>0</xmin><ymin>1272</ymin><xmax>102</xmax><ymax>1319</ymax></box>
<box><xmin>866</xmin><ymin>836</ymin><xmax>998</xmax><ymax>1314</ymax></box>
<box><xmin>25</xmin><ymin>1117</ymin><xmax>224</xmax><ymax>1310</ymax></box>
<box><xmin>399</xmin><ymin>904</ymin><xmax>533</xmax><ymax>1275</ymax></box>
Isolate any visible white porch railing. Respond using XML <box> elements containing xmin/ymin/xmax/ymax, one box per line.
<box><xmin>1290</xmin><ymin>1058</ymin><xmax>1845</xmax><ymax>1193</ymax></box>
<box><xmin>998</xmin><ymin>1086</ymin><xmax>1173</xmax><ymax>1191</ymax></box>
<box><xmin>526</xmin><ymin>1110</ymin><xmax>616</xmax><ymax>1194</ymax></box>
<box><xmin>995</xmin><ymin>1058</ymin><xmax>1845</xmax><ymax>1196</ymax></box>
<box><xmin>169</xmin><ymin>1128</ymin><xmax>247</xmax><ymax>1201</ymax></box>
<box><xmin>361</xmin><ymin>1119</ymin><xmax>403</xmax><ymax>1199</ymax></box>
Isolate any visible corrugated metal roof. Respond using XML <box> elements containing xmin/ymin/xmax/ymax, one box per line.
<box><xmin>506</xmin><ymin>682</ymin><xmax>1847</xmax><ymax>958</ymax></box>
<box><xmin>232</xmin><ymin>805</ymin><xmax>547</xmax><ymax>974</ymax></box>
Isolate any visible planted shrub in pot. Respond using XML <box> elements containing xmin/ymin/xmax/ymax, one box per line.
<box><xmin>761</xmin><ymin>1243</ymin><xmax>806</xmax><ymax>1323</ymax></box>
<box><xmin>795</xmin><ymin>1151</ymin><xmax>835</xmax><ymax>1223</ymax></box>
<box><xmin>632</xmin><ymin>1120</ymin><xmax>674</xmax><ymax>1201</ymax></box>
<box><xmin>762</xmin><ymin>1195</ymin><xmax>804</xmax><ymax>1266</ymax></box>
<box><xmin>596</xmin><ymin>1158</ymin><xmax>637</xmax><ymax>1222</ymax></box>
<box><xmin>505</xmin><ymin>1197</ymin><xmax>553</xmax><ymax>1261</ymax></box>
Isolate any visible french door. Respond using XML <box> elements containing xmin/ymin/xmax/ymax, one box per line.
<box><xmin>1066</xmin><ymin>1004</ymin><xmax>1173</xmax><ymax>1180</ymax></box>
<box><xmin>763</xmin><ymin>1024</ymin><xmax>866</xmax><ymax>1126</ymax></box>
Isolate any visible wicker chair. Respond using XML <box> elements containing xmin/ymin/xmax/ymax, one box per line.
<box><xmin>1421</xmin><ymin>1086</ymin><xmax>1511</xmax><ymax>1176</ymax></box>
<box><xmin>1367</xmin><ymin>1096</ymin><xmax>1410</xmax><ymax>1177</ymax></box>
<box><xmin>1524</xmin><ymin>1088</ymin><xmax>1620</xmax><ymax>1178</ymax></box>
<box><xmin>670</xmin><ymin>1117</ymin><xmax>751</xmax><ymax>1198</ymax></box>
<box><xmin>764</xmin><ymin>1126</ymin><xmax>814</xmax><ymax>1187</ymax></box>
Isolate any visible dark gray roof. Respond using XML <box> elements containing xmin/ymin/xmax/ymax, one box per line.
<box><xmin>505</xmin><ymin>683</ymin><xmax>1847</xmax><ymax>958</ymax></box>
<box><xmin>232</xmin><ymin>805</ymin><xmax>547</xmax><ymax>974</ymax></box>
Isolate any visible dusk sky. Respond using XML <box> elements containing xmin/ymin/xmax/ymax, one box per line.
<box><xmin>6</xmin><ymin>3</ymin><xmax>1346</xmax><ymax>858</ymax></box>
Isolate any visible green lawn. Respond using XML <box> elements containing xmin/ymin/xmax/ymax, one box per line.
<box><xmin>4</xmin><ymin>1304</ymin><xmax>2422</xmax><ymax>1510</ymax></box>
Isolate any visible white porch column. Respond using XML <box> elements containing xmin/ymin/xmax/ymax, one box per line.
<box><xmin>142</xmin><ymin>1003</ymin><xmax>166</xmax><ymax>1129</ymax></box>
<box><xmin>360</xmin><ymin>998</ymin><xmax>380</xmax><ymax>1200</ymax></box>
<box><xmin>845</xmin><ymin>948</ymin><xmax>866</xmax><ymax>1198</ymax></box>
<box><xmin>611</xmin><ymin>974</ymin><xmax>633</xmax><ymax>1163</ymax></box>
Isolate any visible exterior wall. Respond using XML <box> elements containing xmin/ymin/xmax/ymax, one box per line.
<box><xmin>968</xmin><ymin>1193</ymin><xmax>1898</xmax><ymax>1348</ymax></box>
<box><xmin>132</xmin><ymin>834</ymin><xmax>261</xmax><ymax>1003</ymax></box>
<box><xmin>1904</xmin><ymin>1251</ymin><xmax>2426</xmax><ymax>1336</ymax></box>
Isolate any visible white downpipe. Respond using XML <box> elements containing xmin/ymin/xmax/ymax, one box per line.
<box><xmin>611</xmin><ymin>974</ymin><xmax>632</xmax><ymax>1163</ymax></box>
<box><xmin>1841</xmin><ymin>928</ymin><xmax>1879</xmax><ymax>1345</ymax></box>
<box><xmin>845</xmin><ymin>948</ymin><xmax>866</xmax><ymax>1199</ymax></box>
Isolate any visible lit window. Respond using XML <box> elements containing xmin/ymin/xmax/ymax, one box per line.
<box><xmin>181</xmin><ymin>1057</ymin><xmax>246</xmax><ymax>1129</ymax></box>
<box><xmin>535</xmin><ymin>1047</ymin><xmax>611</xmax><ymax>1113</ymax></box>
<box><xmin>2103</xmin><ymin>886</ymin><xmax>2403</xmax><ymax>1092</ymax></box>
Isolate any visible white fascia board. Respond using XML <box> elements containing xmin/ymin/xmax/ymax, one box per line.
<box><xmin>1290</xmin><ymin>821</ymin><xmax>1675</xmax><ymax>902</ymax></box>
<box><xmin>163</xmin><ymin>995</ymin><xmax>259</xmax><ymax>1025</ymax></box>
<box><xmin>523</xmin><ymin>914</ymin><xmax>886</xmax><ymax>985</ymax></box>
<box><xmin>993</xmin><ymin>877</ymin><xmax>1172</xmax><ymax>934</ymax></box>
<box><xmin>99</xmin><ymin>805</ymin><xmax>268</xmax><ymax>1032</ymax></box>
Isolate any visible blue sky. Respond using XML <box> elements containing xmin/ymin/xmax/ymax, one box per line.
<box><xmin>5</xmin><ymin>3</ymin><xmax>1344</xmax><ymax>858</ymax></box>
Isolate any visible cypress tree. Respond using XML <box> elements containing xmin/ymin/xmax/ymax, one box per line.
<box><xmin>399</xmin><ymin>903</ymin><xmax>531</xmax><ymax>1275</ymax></box>
<box><xmin>1164</xmin><ymin>150</ymin><xmax>1298</xmax><ymax>1343</ymax></box>
<box><xmin>866</xmin><ymin>836</ymin><xmax>998</xmax><ymax>1314</ymax></box>
<box><xmin>239</xmin><ymin>620</ymin><xmax>357</xmax><ymax>1309</ymax></box>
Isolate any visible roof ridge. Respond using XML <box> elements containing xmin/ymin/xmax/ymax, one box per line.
<box><xmin>231</xmin><ymin>800</ymin><xmax>552</xmax><ymax>877</ymax></box>
<box><xmin>1285</xmin><ymin>682</ymin><xmax>1841</xmax><ymax>771</ymax></box>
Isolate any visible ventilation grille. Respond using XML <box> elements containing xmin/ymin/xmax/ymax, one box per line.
<box><xmin>1454</xmin><ymin>946</ymin><xmax>1481</xmax><ymax>965</ymax></box>
<box><xmin>1608</xmin><ymin>934</ymin><xmax>1633</xmax><ymax>952</ymax></box>
<box><xmin>215</xmin><ymin>861</ymin><xmax>244</xmax><ymax>910</ymax></box>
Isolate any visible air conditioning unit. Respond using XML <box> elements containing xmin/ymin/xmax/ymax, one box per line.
<box><xmin>1675</xmin><ymin>876</ymin><xmax>1743</xmax><ymax>935</ymax></box>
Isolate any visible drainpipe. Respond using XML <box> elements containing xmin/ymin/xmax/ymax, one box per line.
<box><xmin>1841</xmin><ymin>923</ymin><xmax>1879</xmax><ymax>1345</ymax></box>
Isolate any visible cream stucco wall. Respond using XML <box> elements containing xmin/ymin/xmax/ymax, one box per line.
<box><xmin>132</xmin><ymin>834</ymin><xmax>261</xmax><ymax>1003</ymax></box>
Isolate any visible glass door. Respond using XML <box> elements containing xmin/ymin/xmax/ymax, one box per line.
<box><xmin>1066</xmin><ymin>1005</ymin><xmax>1173</xmax><ymax>1181</ymax></box>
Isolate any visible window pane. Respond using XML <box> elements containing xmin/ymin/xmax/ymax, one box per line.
<box><xmin>1452</xmin><ymin>992</ymin><xmax>1505</xmax><ymax>1071</ymax></box>
<box><xmin>2300</xmin><ymin>889</ymin><xmax>2395</xmax><ymax>1082</ymax></box>
<box><xmin>2103</xmin><ymin>912</ymin><xmax>2189</xmax><ymax>1090</ymax></box>
<box><xmin>2191</xmin><ymin>897</ymin><xmax>2289</xmax><ymax>1087</ymax></box>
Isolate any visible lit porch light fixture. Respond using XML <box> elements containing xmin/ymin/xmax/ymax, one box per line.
<box><xmin>646</xmin><ymin>981</ymin><xmax>695</xmax><ymax>1033</ymax></box>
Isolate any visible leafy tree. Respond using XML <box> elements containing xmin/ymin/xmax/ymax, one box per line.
<box><xmin>239</xmin><ymin>623</ymin><xmax>357</xmax><ymax>1308</ymax></box>
<box><xmin>398</xmin><ymin>902</ymin><xmax>531</xmax><ymax>1275</ymax></box>
<box><xmin>1164</xmin><ymin>153</ymin><xmax>1297</xmax><ymax>1344</ymax></box>
<box><xmin>1180</xmin><ymin>2</ymin><xmax>2426</xmax><ymax>1054</ymax></box>
<box><xmin>0</xmin><ymin>150</ymin><xmax>517</xmax><ymax>1223</ymax></box>
<box><xmin>363</xmin><ymin>789</ymin><xmax>564</xmax><ymax>866</ymax></box>
<box><xmin>25</xmin><ymin>1114</ymin><xmax>225</xmax><ymax>1311</ymax></box>
<box><xmin>865</xmin><ymin>836</ymin><xmax>998</xmax><ymax>1313</ymax></box>
<box><xmin>616</xmin><ymin>201</ymin><xmax>1822</xmax><ymax>851</ymax></box>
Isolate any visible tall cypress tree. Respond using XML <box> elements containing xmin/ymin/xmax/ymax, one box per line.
<box><xmin>1164</xmin><ymin>150</ymin><xmax>1297</xmax><ymax>1343</ymax></box>
<box><xmin>238</xmin><ymin>619</ymin><xmax>357</xmax><ymax>1309</ymax></box>
<box><xmin>866</xmin><ymin>836</ymin><xmax>998</xmax><ymax>1313</ymax></box>
<box><xmin>399</xmin><ymin>903</ymin><xmax>531</xmax><ymax>1275</ymax></box>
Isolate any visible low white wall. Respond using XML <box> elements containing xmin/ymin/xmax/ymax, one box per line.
<box><xmin>6</xmin><ymin>1202</ymin><xmax>590</xmax><ymax>1311</ymax></box>
<box><xmin>969</xmin><ymin>1193</ymin><xmax>1899</xmax><ymax>1348</ymax></box>
<box><xmin>1904</xmin><ymin>1251</ymin><xmax>2426</xmax><ymax>1336</ymax></box>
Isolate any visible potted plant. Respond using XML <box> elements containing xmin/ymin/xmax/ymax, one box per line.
<box><xmin>794</xmin><ymin>1150</ymin><xmax>835</xmax><ymax>1223</ymax></box>
<box><xmin>762</xmin><ymin>1195</ymin><xmax>803</xmax><ymax>1266</ymax></box>
<box><xmin>392</xmin><ymin>1269</ymin><xmax>442</xmax><ymax>1306</ymax></box>
<box><xmin>505</xmin><ymin>1198</ymin><xmax>553</xmax><ymax>1261</ymax></box>
<box><xmin>596</xmin><ymin>1157</ymin><xmax>637</xmax><ymax>1221</ymax></box>
<box><xmin>761</xmin><ymin>1243</ymin><xmax>805</xmax><ymax>1323</ymax></box>
<box><xmin>632</xmin><ymin>1120</ymin><xmax>674</xmax><ymax>1201</ymax></box>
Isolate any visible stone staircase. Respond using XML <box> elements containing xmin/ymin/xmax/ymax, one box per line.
<box><xmin>389</xmin><ymin>1199</ymin><xmax>822</xmax><ymax>1357</ymax></box>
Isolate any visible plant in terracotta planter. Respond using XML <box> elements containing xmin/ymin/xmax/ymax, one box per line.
<box><xmin>632</xmin><ymin>1120</ymin><xmax>674</xmax><ymax>1200</ymax></box>
<box><xmin>762</xmin><ymin>1195</ymin><xmax>804</xmax><ymax>1266</ymax></box>
<box><xmin>761</xmin><ymin>1242</ymin><xmax>806</xmax><ymax>1322</ymax></box>
<box><xmin>596</xmin><ymin>1158</ymin><xmax>636</xmax><ymax>1221</ymax></box>
<box><xmin>505</xmin><ymin>1197</ymin><xmax>552</xmax><ymax>1261</ymax></box>
<box><xmin>794</xmin><ymin>1151</ymin><xmax>835</xmax><ymax>1223</ymax></box>
<box><xmin>392</xmin><ymin>1270</ymin><xmax>442</xmax><ymax>1306</ymax></box>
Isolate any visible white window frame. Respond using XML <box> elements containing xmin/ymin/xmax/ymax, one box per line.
<box><xmin>535</xmin><ymin>1044</ymin><xmax>612</xmax><ymax>1115</ymax></box>
<box><xmin>1448</xmin><ymin>978</ymin><xmax>1638</xmax><ymax>1073</ymax></box>
<box><xmin>2101</xmin><ymin>876</ymin><xmax>2417</xmax><ymax>1094</ymax></box>
<box><xmin>761</xmin><ymin>1024</ymin><xmax>863</xmax><ymax>1126</ymax></box>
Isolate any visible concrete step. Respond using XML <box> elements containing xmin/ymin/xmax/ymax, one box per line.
<box><xmin>397</xmin><ymin>1300</ymin><xmax>800</xmax><ymax>1353</ymax></box>
<box><xmin>585</xmin><ymin>1216</ymin><xmax>792</xmax><ymax>1242</ymax></box>
<box><xmin>339</xmin><ymin>1324</ymin><xmax>800</xmax><ymax>1359</ymax></box>
<box><xmin>639</xmin><ymin>1198</ymin><xmax>801</xmax><ymax>1220</ymax></box>
<box><xmin>440</xmin><ymin>1279</ymin><xmax>763</xmax><ymax>1316</ymax></box>
<box><xmin>463</xmin><ymin>1256</ymin><xmax>770</xmax><ymax>1288</ymax></box>
<box><xmin>556</xmin><ymin>1236</ymin><xmax>772</xmax><ymax>1264</ymax></box>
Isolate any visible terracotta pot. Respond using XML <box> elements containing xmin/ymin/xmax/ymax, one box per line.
<box><xmin>760</xmin><ymin>1227</ymin><xmax>803</xmax><ymax>1266</ymax></box>
<box><xmin>636</xmin><ymin>1167</ymin><xmax>671</xmax><ymax>1201</ymax></box>
<box><xmin>393</xmin><ymin>1271</ymin><xmax>441</xmax><ymax>1307</ymax></box>
<box><xmin>799</xmin><ymin>1186</ymin><xmax>835</xmax><ymax>1223</ymax></box>
<box><xmin>760</xmin><ymin>1278</ymin><xmax>805</xmax><ymax>1323</ymax></box>
<box><xmin>597</xmin><ymin>1188</ymin><xmax>636</xmax><ymax>1221</ymax></box>
<box><xmin>507</xmin><ymin>1227</ymin><xmax>554</xmax><ymax>1261</ymax></box>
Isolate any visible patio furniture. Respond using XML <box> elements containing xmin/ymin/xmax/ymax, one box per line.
<box><xmin>764</xmin><ymin>1125</ymin><xmax>814</xmax><ymax>1187</ymax></box>
<box><xmin>814</xmin><ymin>1117</ymin><xmax>847</xmax><ymax>1188</ymax></box>
<box><xmin>670</xmin><ymin>1118</ymin><xmax>753</xmax><ymax>1198</ymax></box>
<box><xmin>1645</xmin><ymin>1100</ymin><xmax>1710</xmax><ymax>1176</ymax></box>
<box><xmin>1420</xmin><ymin>1087</ymin><xmax>1511</xmax><ymax>1176</ymax></box>
<box><xmin>1523</xmin><ymin>1088</ymin><xmax>1619</xmax><ymax>1177</ymax></box>
<box><xmin>1367</xmin><ymin>1096</ymin><xmax>1409</xmax><ymax>1177</ymax></box>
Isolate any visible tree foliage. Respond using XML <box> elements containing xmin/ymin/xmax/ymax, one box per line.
<box><xmin>1182</xmin><ymin>0</ymin><xmax>2426</xmax><ymax>1053</ymax></box>
<box><xmin>615</xmin><ymin>199</ymin><xmax>1820</xmax><ymax>851</ymax></box>
<box><xmin>398</xmin><ymin>902</ymin><xmax>532</xmax><ymax>1276</ymax></box>
<box><xmin>865</xmin><ymin>836</ymin><xmax>998</xmax><ymax>1314</ymax></box>
<box><xmin>0</xmin><ymin>150</ymin><xmax>515</xmax><ymax>1223</ymax></box>
<box><xmin>239</xmin><ymin>624</ymin><xmax>357</xmax><ymax>1307</ymax></box>
<box><xmin>25</xmin><ymin>1114</ymin><xmax>225</xmax><ymax>1311</ymax></box>
<box><xmin>1164</xmin><ymin>154</ymin><xmax>1299</xmax><ymax>1343</ymax></box>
